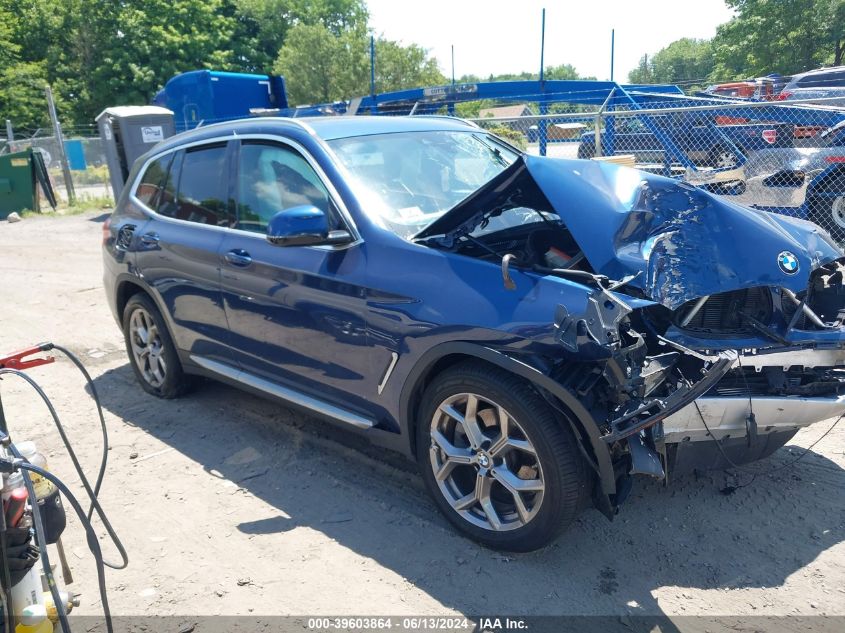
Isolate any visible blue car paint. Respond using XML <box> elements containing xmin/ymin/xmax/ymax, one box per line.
<box><xmin>104</xmin><ymin>118</ymin><xmax>609</xmax><ymax>433</ymax></box>
<box><xmin>420</xmin><ymin>155</ymin><xmax>842</xmax><ymax>311</ymax></box>
<box><xmin>104</xmin><ymin>116</ymin><xmax>845</xmax><ymax>473</ymax></box>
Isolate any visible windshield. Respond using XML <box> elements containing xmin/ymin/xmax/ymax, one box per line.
<box><xmin>327</xmin><ymin>130</ymin><xmax>520</xmax><ymax>239</ymax></box>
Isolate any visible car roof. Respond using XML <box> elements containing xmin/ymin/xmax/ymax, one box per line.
<box><xmin>795</xmin><ymin>65</ymin><xmax>845</xmax><ymax>77</ymax></box>
<box><xmin>152</xmin><ymin>115</ymin><xmax>480</xmax><ymax>155</ymax></box>
<box><xmin>303</xmin><ymin>115</ymin><xmax>479</xmax><ymax>140</ymax></box>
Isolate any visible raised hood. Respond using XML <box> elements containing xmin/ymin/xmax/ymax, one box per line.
<box><xmin>417</xmin><ymin>156</ymin><xmax>843</xmax><ymax>309</ymax></box>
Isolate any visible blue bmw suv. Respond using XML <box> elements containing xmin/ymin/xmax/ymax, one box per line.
<box><xmin>104</xmin><ymin>116</ymin><xmax>845</xmax><ymax>550</ymax></box>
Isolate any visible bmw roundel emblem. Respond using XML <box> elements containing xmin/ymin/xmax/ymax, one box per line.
<box><xmin>777</xmin><ymin>251</ymin><xmax>799</xmax><ymax>275</ymax></box>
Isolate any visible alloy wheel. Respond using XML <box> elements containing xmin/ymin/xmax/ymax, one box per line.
<box><xmin>428</xmin><ymin>392</ymin><xmax>545</xmax><ymax>532</ymax></box>
<box><xmin>128</xmin><ymin>307</ymin><xmax>167</xmax><ymax>388</ymax></box>
<box><xmin>715</xmin><ymin>150</ymin><xmax>738</xmax><ymax>169</ymax></box>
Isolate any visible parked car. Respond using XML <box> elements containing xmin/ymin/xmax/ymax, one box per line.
<box><xmin>577</xmin><ymin>114</ymin><xmax>793</xmax><ymax>168</ymax></box>
<box><xmin>776</xmin><ymin>66</ymin><xmax>845</xmax><ymax>107</ymax></box>
<box><xmin>781</xmin><ymin>66</ymin><xmax>845</xmax><ymax>93</ymax></box>
<box><xmin>702</xmin><ymin>81</ymin><xmax>757</xmax><ymax>99</ymax></box>
<box><xmin>104</xmin><ymin>116</ymin><xmax>845</xmax><ymax>551</ymax></box>
<box><xmin>720</xmin><ymin>120</ymin><xmax>845</xmax><ymax>239</ymax></box>
<box><xmin>781</xmin><ymin>86</ymin><xmax>845</xmax><ymax>108</ymax></box>
<box><xmin>701</xmin><ymin>75</ymin><xmax>789</xmax><ymax>101</ymax></box>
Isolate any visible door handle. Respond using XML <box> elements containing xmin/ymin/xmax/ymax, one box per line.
<box><xmin>224</xmin><ymin>249</ymin><xmax>252</xmax><ymax>267</ymax></box>
<box><xmin>140</xmin><ymin>232</ymin><xmax>160</xmax><ymax>245</ymax></box>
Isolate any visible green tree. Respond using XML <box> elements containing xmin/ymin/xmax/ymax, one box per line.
<box><xmin>628</xmin><ymin>55</ymin><xmax>655</xmax><ymax>84</ymax></box>
<box><xmin>712</xmin><ymin>0</ymin><xmax>845</xmax><ymax>78</ymax></box>
<box><xmin>75</xmin><ymin>0</ymin><xmax>237</xmax><ymax>123</ymax></box>
<box><xmin>273</xmin><ymin>22</ymin><xmax>364</xmax><ymax>104</ymax></box>
<box><xmin>372</xmin><ymin>39</ymin><xmax>444</xmax><ymax>93</ymax></box>
<box><xmin>652</xmin><ymin>38</ymin><xmax>713</xmax><ymax>85</ymax></box>
<box><xmin>543</xmin><ymin>63</ymin><xmax>582</xmax><ymax>80</ymax></box>
<box><xmin>635</xmin><ymin>38</ymin><xmax>714</xmax><ymax>85</ymax></box>
<box><xmin>274</xmin><ymin>22</ymin><xmax>445</xmax><ymax>105</ymax></box>
<box><xmin>0</xmin><ymin>4</ymin><xmax>49</xmax><ymax>130</ymax></box>
<box><xmin>2</xmin><ymin>0</ymin><xmax>240</xmax><ymax>125</ymax></box>
<box><xmin>233</xmin><ymin>0</ymin><xmax>368</xmax><ymax>72</ymax></box>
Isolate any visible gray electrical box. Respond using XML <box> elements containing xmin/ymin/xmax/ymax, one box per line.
<box><xmin>96</xmin><ymin>106</ymin><xmax>175</xmax><ymax>200</ymax></box>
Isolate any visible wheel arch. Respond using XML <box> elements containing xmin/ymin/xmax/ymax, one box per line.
<box><xmin>115</xmin><ymin>277</ymin><xmax>148</xmax><ymax>321</ymax></box>
<box><xmin>114</xmin><ymin>275</ymin><xmax>181</xmax><ymax>350</ymax></box>
<box><xmin>807</xmin><ymin>164</ymin><xmax>845</xmax><ymax>195</ymax></box>
<box><xmin>400</xmin><ymin>342</ymin><xmax>617</xmax><ymax>499</ymax></box>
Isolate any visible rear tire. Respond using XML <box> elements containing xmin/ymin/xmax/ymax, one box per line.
<box><xmin>416</xmin><ymin>361</ymin><xmax>589</xmax><ymax>552</ymax></box>
<box><xmin>122</xmin><ymin>293</ymin><xmax>191</xmax><ymax>398</ymax></box>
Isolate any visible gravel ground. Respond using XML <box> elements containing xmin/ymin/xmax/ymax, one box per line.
<box><xmin>1</xmin><ymin>212</ymin><xmax>844</xmax><ymax>629</ymax></box>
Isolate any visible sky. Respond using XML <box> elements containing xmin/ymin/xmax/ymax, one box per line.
<box><xmin>365</xmin><ymin>0</ymin><xmax>735</xmax><ymax>82</ymax></box>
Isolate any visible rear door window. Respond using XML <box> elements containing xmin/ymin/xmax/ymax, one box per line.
<box><xmin>166</xmin><ymin>144</ymin><xmax>233</xmax><ymax>226</ymax></box>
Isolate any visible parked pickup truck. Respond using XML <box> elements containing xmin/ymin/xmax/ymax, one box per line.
<box><xmin>577</xmin><ymin>114</ymin><xmax>794</xmax><ymax>168</ymax></box>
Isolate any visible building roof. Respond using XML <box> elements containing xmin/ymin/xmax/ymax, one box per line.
<box><xmin>478</xmin><ymin>104</ymin><xmax>533</xmax><ymax>119</ymax></box>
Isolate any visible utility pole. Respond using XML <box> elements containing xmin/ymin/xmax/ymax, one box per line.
<box><xmin>45</xmin><ymin>85</ymin><xmax>75</xmax><ymax>205</ymax></box>
<box><xmin>370</xmin><ymin>35</ymin><xmax>376</xmax><ymax>98</ymax></box>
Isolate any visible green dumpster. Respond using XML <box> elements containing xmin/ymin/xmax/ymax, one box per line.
<box><xmin>0</xmin><ymin>148</ymin><xmax>57</xmax><ymax>219</ymax></box>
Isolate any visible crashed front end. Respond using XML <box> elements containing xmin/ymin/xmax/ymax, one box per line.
<box><xmin>417</xmin><ymin>155</ymin><xmax>845</xmax><ymax>515</ymax></box>
<box><xmin>658</xmin><ymin>259</ymin><xmax>845</xmax><ymax>473</ymax></box>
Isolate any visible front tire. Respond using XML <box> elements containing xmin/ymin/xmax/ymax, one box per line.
<box><xmin>122</xmin><ymin>293</ymin><xmax>191</xmax><ymax>398</ymax></box>
<box><xmin>808</xmin><ymin>194</ymin><xmax>845</xmax><ymax>243</ymax></box>
<box><xmin>416</xmin><ymin>362</ymin><xmax>589</xmax><ymax>552</ymax></box>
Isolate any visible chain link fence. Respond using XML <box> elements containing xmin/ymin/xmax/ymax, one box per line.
<box><xmin>5</xmin><ymin>87</ymin><xmax>843</xmax><ymax>236</ymax></box>
<box><xmin>469</xmin><ymin>95</ymin><xmax>845</xmax><ymax>243</ymax></box>
<box><xmin>2</xmin><ymin>126</ymin><xmax>111</xmax><ymax>206</ymax></box>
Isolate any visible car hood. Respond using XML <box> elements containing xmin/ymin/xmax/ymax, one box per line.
<box><xmin>417</xmin><ymin>156</ymin><xmax>842</xmax><ymax>309</ymax></box>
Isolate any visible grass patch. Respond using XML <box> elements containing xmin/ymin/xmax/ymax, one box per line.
<box><xmin>60</xmin><ymin>195</ymin><xmax>114</xmax><ymax>215</ymax></box>
<box><xmin>19</xmin><ymin>194</ymin><xmax>114</xmax><ymax>218</ymax></box>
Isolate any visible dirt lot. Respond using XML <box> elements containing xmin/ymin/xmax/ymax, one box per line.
<box><xmin>1</xmin><ymin>212</ymin><xmax>845</xmax><ymax>628</ymax></box>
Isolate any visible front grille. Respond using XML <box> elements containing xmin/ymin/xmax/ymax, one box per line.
<box><xmin>674</xmin><ymin>287</ymin><xmax>773</xmax><ymax>335</ymax></box>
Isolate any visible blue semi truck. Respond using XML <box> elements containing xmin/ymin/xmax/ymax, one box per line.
<box><xmin>152</xmin><ymin>70</ymin><xmax>288</xmax><ymax>132</ymax></box>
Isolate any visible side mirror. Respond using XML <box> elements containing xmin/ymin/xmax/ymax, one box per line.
<box><xmin>266</xmin><ymin>205</ymin><xmax>351</xmax><ymax>247</ymax></box>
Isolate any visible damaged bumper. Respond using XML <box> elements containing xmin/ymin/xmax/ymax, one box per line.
<box><xmin>601</xmin><ymin>352</ymin><xmax>737</xmax><ymax>443</ymax></box>
<box><xmin>664</xmin><ymin>393</ymin><xmax>845</xmax><ymax>443</ymax></box>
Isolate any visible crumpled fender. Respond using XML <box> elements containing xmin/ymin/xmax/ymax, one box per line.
<box><xmin>524</xmin><ymin>157</ymin><xmax>843</xmax><ymax>309</ymax></box>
